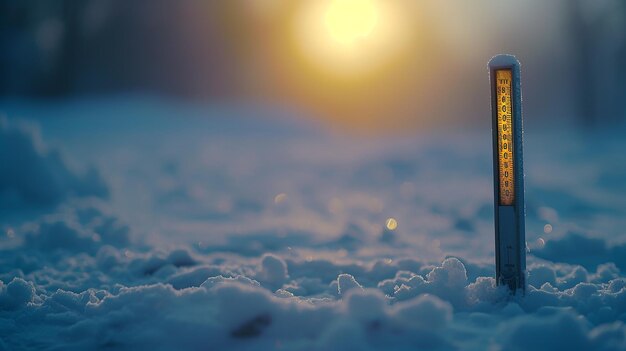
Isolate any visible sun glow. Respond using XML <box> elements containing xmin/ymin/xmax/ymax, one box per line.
<box><xmin>294</xmin><ymin>0</ymin><xmax>410</xmax><ymax>76</ymax></box>
<box><xmin>325</xmin><ymin>0</ymin><xmax>378</xmax><ymax>45</ymax></box>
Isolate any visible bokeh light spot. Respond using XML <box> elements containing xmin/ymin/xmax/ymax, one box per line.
<box><xmin>274</xmin><ymin>193</ymin><xmax>288</xmax><ymax>204</ymax></box>
<box><xmin>385</xmin><ymin>217</ymin><xmax>398</xmax><ymax>231</ymax></box>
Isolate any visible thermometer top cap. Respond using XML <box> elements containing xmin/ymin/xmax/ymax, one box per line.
<box><xmin>488</xmin><ymin>54</ymin><xmax>520</xmax><ymax>69</ymax></box>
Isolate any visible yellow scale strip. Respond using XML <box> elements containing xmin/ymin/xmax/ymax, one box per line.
<box><xmin>496</xmin><ymin>69</ymin><xmax>514</xmax><ymax>206</ymax></box>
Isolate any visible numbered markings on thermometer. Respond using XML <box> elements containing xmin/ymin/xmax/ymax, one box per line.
<box><xmin>496</xmin><ymin>69</ymin><xmax>514</xmax><ymax>206</ymax></box>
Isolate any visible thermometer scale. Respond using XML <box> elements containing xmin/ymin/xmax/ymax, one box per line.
<box><xmin>489</xmin><ymin>55</ymin><xmax>526</xmax><ymax>293</ymax></box>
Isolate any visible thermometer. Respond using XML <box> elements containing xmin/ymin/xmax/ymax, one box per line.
<box><xmin>489</xmin><ymin>55</ymin><xmax>526</xmax><ymax>293</ymax></box>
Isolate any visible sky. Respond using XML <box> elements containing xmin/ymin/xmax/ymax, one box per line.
<box><xmin>1</xmin><ymin>0</ymin><xmax>625</xmax><ymax>132</ymax></box>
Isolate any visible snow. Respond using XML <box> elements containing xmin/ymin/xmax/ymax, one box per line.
<box><xmin>488</xmin><ymin>54</ymin><xmax>521</xmax><ymax>70</ymax></box>
<box><xmin>256</xmin><ymin>254</ymin><xmax>289</xmax><ymax>290</ymax></box>
<box><xmin>0</xmin><ymin>117</ymin><xmax>107</xmax><ymax>210</ymax></box>
<box><xmin>0</xmin><ymin>278</ymin><xmax>37</xmax><ymax>310</ymax></box>
<box><xmin>337</xmin><ymin>274</ymin><xmax>364</xmax><ymax>295</ymax></box>
<box><xmin>0</xmin><ymin>97</ymin><xmax>626</xmax><ymax>350</ymax></box>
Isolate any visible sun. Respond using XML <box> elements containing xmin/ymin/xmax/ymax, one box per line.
<box><xmin>293</xmin><ymin>0</ymin><xmax>410</xmax><ymax>77</ymax></box>
<box><xmin>325</xmin><ymin>0</ymin><xmax>378</xmax><ymax>45</ymax></box>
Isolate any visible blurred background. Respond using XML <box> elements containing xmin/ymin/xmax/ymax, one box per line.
<box><xmin>1</xmin><ymin>0</ymin><xmax>625</xmax><ymax>133</ymax></box>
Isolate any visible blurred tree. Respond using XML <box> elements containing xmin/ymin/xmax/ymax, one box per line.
<box><xmin>568</xmin><ymin>0</ymin><xmax>626</xmax><ymax>127</ymax></box>
<box><xmin>0</xmin><ymin>1</ymin><xmax>243</xmax><ymax>97</ymax></box>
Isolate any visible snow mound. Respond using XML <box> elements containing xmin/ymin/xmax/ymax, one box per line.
<box><xmin>3</xmin><ymin>224</ymin><xmax>626</xmax><ymax>350</ymax></box>
<box><xmin>256</xmin><ymin>254</ymin><xmax>289</xmax><ymax>290</ymax></box>
<box><xmin>0</xmin><ymin>118</ymin><xmax>107</xmax><ymax>208</ymax></box>
<box><xmin>23</xmin><ymin>201</ymin><xmax>130</xmax><ymax>254</ymax></box>
<box><xmin>338</xmin><ymin>273</ymin><xmax>364</xmax><ymax>295</ymax></box>
<box><xmin>0</xmin><ymin>277</ymin><xmax>36</xmax><ymax>310</ymax></box>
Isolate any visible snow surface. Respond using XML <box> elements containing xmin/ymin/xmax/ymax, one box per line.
<box><xmin>1</xmin><ymin>98</ymin><xmax>626</xmax><ymax>350</ymax></box>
